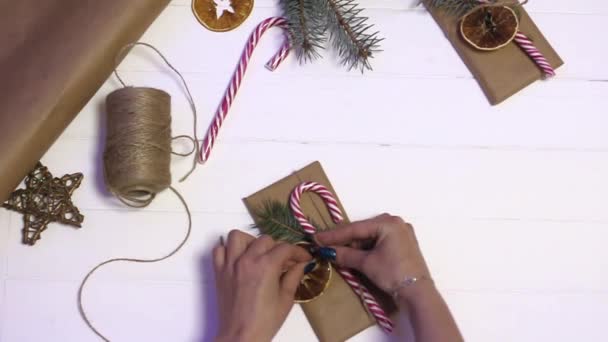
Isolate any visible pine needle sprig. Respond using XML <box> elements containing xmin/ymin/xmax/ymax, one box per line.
<box><xmin>280</xmin><ymin>0</ymin><xmax>327</xmax><ymax>62</ymax></box>
<box><xmin>423</xmin><ymin>0</ymin><xmax>491</xmax><ymax>16</ymax></box>
<box><xmin>252</xmin><ymin>200</ymin><xmax>315</xmax><ymax>244</ymax></box>
<box><xmin>324</xmin><ymin>0</ymin><xmax>383</xmax><ymax>71</ymax></box>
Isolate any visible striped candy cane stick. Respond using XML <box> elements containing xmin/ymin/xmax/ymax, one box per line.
<box><xmin>513</xmin><ymin>32</ymin><xmax>556</xmax><ymax>78</ymax></box>
<box><xmin>290</xmin><ymin>182</ymin><xmax>394</xmax><ymax>333</ymax></box>
<box><xmin>199</xmin><ymin>17</ymin><xmax>291</xmax><ymax>163</ymax></box>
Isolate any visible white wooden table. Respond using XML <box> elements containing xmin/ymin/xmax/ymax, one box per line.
<box><xmin>1</xmin><ymin>0</ymin><xmax>607</xmax><ymax>341</ymax></box>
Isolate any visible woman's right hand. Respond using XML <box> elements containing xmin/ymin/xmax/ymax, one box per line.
<box><xmin>315</xmin><ymin>214</ymin><xmax>431</xmax><ymax>299</ymax></box>
<box><xmin>318</xmin><ymin>214</ymin><xmax>464</xmax><ymax>342</ymax></box>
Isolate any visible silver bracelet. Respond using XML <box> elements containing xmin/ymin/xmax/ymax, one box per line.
<box><xmin>390</xmin><ymin>275</ymin><xmax>433</xmax><ymax>299</ymax></box>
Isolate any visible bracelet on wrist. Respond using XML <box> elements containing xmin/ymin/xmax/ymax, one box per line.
<box><xmin>390</xmin><ymin>274</ymin><xmax>433</xmax><ymax>300</ymax></box>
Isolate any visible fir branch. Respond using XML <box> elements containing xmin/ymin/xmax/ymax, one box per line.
<box><xmin>252</xmin><ymin>200</ymin><xmax>308</xmax><ymax>244</ymax></box>
<box><xmin>323</xmin><ymin>0</ymin><xmax>383</xmax><ymax>71</ymax></box>
<box><xmin>280</xmin><ymin>0</ymin><xmax>327</xmax><ymax>62</ymax></box>
<box><xmin>423</xmin><ymin>0</ymin><xmax>495</xmax><ymax>17</ymax></box>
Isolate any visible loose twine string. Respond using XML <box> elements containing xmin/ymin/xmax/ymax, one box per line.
<box><xmin>78</xmin><ymin>43</ymin><xmax>199</xmax><ymax>341</ymax></box>
<box><xmin>79</xmin><ymin>19</ymin><xmax>292</xmax><ymax>339</ymax></box>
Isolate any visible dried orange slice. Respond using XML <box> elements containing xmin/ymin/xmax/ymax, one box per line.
<box><xmin>192</xmin><ymin>0</ymin><xmax>253</xmax><ymax>32</ymax></box>
<box><xmin>460</xmin><ymin>5</ymin><xmax>519</xmax><ymax>51</ymax></box>
<box><xmin>294</xmin><ymin>243</ymin><xmax>332</xmax><ymax>303</ymax></box>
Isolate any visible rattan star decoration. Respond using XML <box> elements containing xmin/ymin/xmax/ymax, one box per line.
<box><xmin>2</xmin><ymin>162</ymin><xmax>84</xmax><ymax>245</ymax></box>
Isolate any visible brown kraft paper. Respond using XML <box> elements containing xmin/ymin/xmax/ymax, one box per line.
<box><xmin>0</xmin><ymin>0</ymin><xmax>171</xmax><ymax>203</ymax></box>
<box><xmin>244</xmin><ymin>161</ymin><xmax>397</xmax><ymax>342</ymax></box>
<box><xmin>425</xmin><ymin>5</ymin><xmax>564</xmax><ymax>105</ymax></box>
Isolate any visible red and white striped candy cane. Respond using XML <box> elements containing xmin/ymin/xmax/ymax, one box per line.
<box><xmin>198</xmin><ymin>17</ymin><xmax>291</xmax><ymax>163</ymax></box>
<box><xmin>289</xmin><ymin>182</ymin><xmax>343</xmax><ymax>234</ymax></box>
<box><xmin>290</xmin><ymin>181</ymin><xmax>394</xmax><ymax>333</ymax></box>
<box><xmin>513</xmin><ymin>31</ymin><xmax>556</xmax><ymax>78</ymax></box>
<box><xmin>475</xmin><ymin>0</ymin><xmax>555</xmax><ymax>77</ymax></box>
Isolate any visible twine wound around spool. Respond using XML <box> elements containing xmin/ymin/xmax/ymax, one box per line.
<box><xmin>104</xmin><ymin>86</ymin><xmax>172</xmax><ymax>207</ymax></box>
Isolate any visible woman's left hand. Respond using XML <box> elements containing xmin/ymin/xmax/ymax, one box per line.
<box><xmin>213</xmin><ymin>230</ymin><xmax>312</xmax><ymax>342</ymax></box>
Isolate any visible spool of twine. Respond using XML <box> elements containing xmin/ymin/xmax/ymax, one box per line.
<box><xmin>104</xmin><ymin>87</ymin><xmax>172</xmax><ymax>207</ymax></box>
<box><xmin>79</xmin><ymin>42</ymin><xmax>199</xmax><ymax>342</ymax></box>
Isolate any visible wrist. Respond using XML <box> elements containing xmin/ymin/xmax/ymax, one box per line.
<box><xmin>216</xmin><ymin>327</ymin><xmax>261</xmax><ymax>342</ymax></box>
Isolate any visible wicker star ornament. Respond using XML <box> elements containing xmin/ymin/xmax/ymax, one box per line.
<box><xmin>2</xmin><ymin>163</ymin><xmax>84</xmax><ymax>245</ymax></box>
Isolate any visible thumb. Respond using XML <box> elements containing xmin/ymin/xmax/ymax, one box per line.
<box><xmin>332</xmin><ymin>246</ymin><xmax>368</xmax><ymax>271</ymax></box>
<box><xmin>281</xmin><ymin>262</ymin><xmax>308</xmax><ymax>298</ymax></box>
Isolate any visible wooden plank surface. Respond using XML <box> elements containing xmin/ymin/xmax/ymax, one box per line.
<box><xmin>1</xmin><ymin>0</ymin><xmax>606</xmax><ymax>341</ymax></box>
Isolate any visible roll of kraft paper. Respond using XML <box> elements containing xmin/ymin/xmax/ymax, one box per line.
<box><xmin>0</xmin><ymin>0</ymin><xmax>171</xmax><ymax>203</ymax></box>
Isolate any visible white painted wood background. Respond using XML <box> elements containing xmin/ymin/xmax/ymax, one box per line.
<box><xmin>1</xmin><ymin>0</ymin><xmax>607</xmax><ymax>341</ymax></box>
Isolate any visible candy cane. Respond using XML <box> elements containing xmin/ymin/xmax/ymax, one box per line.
<box><xmin>199</xmin><ymin>17</ymin><xmax>291</xmax><ymax>163</ymax></box>
<box><xmin>290</xmin><ymin>182</ymin><xmax>343</xmax><ymax>234</ymax></box>
<box><xmin>290</xmin><ymin>181</ymin><xmax>394</xmax><ymax>333</ymax></box>
<box><xmin>476</xmin><ymin>0</ymin><xmax>555</xmax><ymax>77</ymax></box>
<box><xmin>513</xmin><ymin>32</ymin><xmax>556</xmax><ymax>78</ymax></box>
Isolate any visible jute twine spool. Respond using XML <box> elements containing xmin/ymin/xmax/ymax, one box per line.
<box><xmin>104</xmin><ymin>87</ymin><xmax>172</xmax><ymax>207</ymax></box>
<box><xmin>78</xmin><ymin>43</ymin><xmax>198</xmax><ymax>342</ymax></box>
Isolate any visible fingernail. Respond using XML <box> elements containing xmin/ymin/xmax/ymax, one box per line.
<box><xmin>304</xmin><ymin>261</ymin><xmax>317</xmax><ymax>274</ymax></box>
<box><xmin>318</xmin><ymin>247</ymin><xmax>336</xmax><ymax>261</ymax></box>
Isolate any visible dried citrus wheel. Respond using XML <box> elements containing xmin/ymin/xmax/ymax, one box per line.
<box><xmin>460</xmin><ymin>5</ymin><xmax>519</xmax><ymax>51</ymax></box>
<box><xmin>294</xmin><ymin>243</ymin><xmax>332</xmax><ymax>303</ymax></box>
<box><xmin>192</xmin><ymin>0</ymin><xmax>253</xmax><ymax>32</ymax></box>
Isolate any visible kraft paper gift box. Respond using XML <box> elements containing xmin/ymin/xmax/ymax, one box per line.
<box><xmin>425</xmin><ymin>5</ymin><xmax>563</xmax><ymax>105</ymax></box>
<box><xmin>244</xmin><ymin>161</ymin><xmax>397</xmax><ymax>342</ymax></box>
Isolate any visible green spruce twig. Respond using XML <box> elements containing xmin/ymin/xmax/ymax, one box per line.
<box><xmin>280</xmin><ymin>0</ymin><xmax>327</xmax><ymax>62</ymax></box>
<box><xmin>324</xmin><ymin>0</ymin><xmax>383</xmax><ymax>71</ymax></box>
<box><xmin>279</xmin><ymin>0</ymin><xmax>382</xmax><ymax>71</ymax></box>
<box><xmin>252</xmin><ymin>200</ymin><xmax>309</xmax><ymax>244</ymax></box>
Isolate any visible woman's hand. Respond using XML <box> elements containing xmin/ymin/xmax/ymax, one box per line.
<box><xmin>317</xmin><ymin>215</ymin><xmax>463</xmax><ymax>342</ymax></box>
<box><xmin>213</xmin><ymin>230</ymin><xmax>312</xmax><ymax>342</ymax></box>
<box><xmin>315</xmin><ymin>214</ymin><xmax>431</xmax><ymax>298</ymax></box>
<box><xmin>316</xmin><ymin>214</ymin><xmax>463</xmax><ymax>342</ymax></box>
